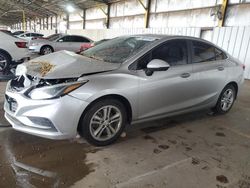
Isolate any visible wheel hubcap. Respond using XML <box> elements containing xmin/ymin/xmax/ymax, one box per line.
<box><xmin>43</xmin><ymin>48</ymin><xmax>52</xmax><ymax>54</ymax></box>
<box><xmin>90</xmin><ymin>105</ymin><xmax>122</xmax><ymax>141</ymax></box>
<box><xmin>0</xmin><ymin>55</ymin><xmax>7</xmax><ymax>71</ymax></box>
<box><xmin>221</xmin><ymin>88</ymin><xmax>234</xmax><ymax>111</ymax></box>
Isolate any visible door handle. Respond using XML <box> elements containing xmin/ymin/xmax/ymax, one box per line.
<box><xmin>180</xmin><ymin>73</ymin><xmax>191</xmax><ymax>78</ymax></box>
<box><xmin>217</xmin><ymin>66</ymin><xmax>224</xmax><ymax>71</ymax></box>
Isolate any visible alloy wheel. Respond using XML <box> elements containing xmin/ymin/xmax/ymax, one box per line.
<box><xmin>220</xmin><ymin>88</ymin><xmax>234</xmax><ymax>111</ymax></box>
<box><xmin>43</xmin><ymin>47</ymin><xmax>52</xmax><ymax>54</ymax></box>
<box><xmin>89</xmin><ymin>105</ymin><xmax>122</xmax><ymax>141</ymax></box>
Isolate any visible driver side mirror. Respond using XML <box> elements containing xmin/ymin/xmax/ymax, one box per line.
<box><xmin>145</xmin><ymin>59</ymin><xmax>170</xmax><ymax>76</ymax></box>
<box><xmin>58</xmin><ymin>39</ymin><xmax>63</xmax><ymax>42</ymax></box>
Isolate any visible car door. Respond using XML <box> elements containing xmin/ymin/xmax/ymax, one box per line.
<box><xmin>54</xmin><ymin>36</ymin><xmax>74</xmax><ymax>52</ymax></box>
<box><xmin>136</xmin><ymin>39</ymin><xmax>195</xmax><ymax>120</ymax></box>
<box><xmin>190</xmin><ymin>40</ymin><xmax>227</xmax><ymax>106</ymax></box>
<box><xmin>68</xmin><ymin>36</ymin><xmax>91</xmax><ymax>52</ymax></box>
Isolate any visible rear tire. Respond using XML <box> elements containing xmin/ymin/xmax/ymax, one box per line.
<box><xmin>0</xmin><ymin>51</ymin><xmax>11</xmax><ymax>73</ymax></box>
<box><xmin>79</xmin><ymin>99</ymin><xmax>127</xmax><ymax>146</ymax></box>
<box><xmin>213</xmin><ymin>84</ymin><xmax>236</xmax><ymax>114</ymax></box>
<box><xmin>40</xmin><ymin>46</ymin><xmax>53</xmax><ymax>55</ymax></box>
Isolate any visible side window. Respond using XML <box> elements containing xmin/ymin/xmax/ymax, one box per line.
<box><xmin>135</xmin><ymin>40</ymin><xmax>188</xmax><ymax>70</ymax></box>
<box><xmin>72</xmin><ymin>36</ymin><xmax>90</xmax><ymax>42</ymax></box>
<box><xmin>215</xmin><ymin>48</ymin><xmax>227</xmax><ymax>60</ymax></box>
<box><xmin>136</xmin><ymin>53</ymin><xmax>152</xmax><ymax>70</ymax></box>
<box><xmin>192</xmin><ymin>41</ymin><xmax>216</xmax><ymax>63</ymax></box>
<box><xmin>152</xmin><ymin>40</ymin><xmax>188</xmax><ymax>66</ymax></box>
<box><xmin>58</xmin><ymin>36</ymin><xmax>69</xmax><ymax>42</ymax></box>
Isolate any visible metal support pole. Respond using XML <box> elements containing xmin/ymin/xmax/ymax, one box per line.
<box><xmin>22</xmin><ymin>10</ymin><xmax>26</xmax><ymax>31</ymax></box>
<box><xmin>46</xmin><ymin>17</ymin><xmax>49</xmax><ymax>30</ymax></box>
<box><xmin>106</xmin><ymin>4</ymin><xmax>110</xmax><ymax>29</ymax></box>
<box><xmin>42</xmin><ymin>18</ymin><xmax>45</xmax><ymax>30</ymax></box>
<box><xmin>137</xmin><ymin>0</ymin><xmax>151</xmax><ymax>28</ymax></box>
<box><xmin>29</xmin><ymin>20</ymin><xmax>31</xmax><ymax>31</ymax></box>
<box><xmin>66</xmin><ymin>14</ymin><xmax>69</xmax><ymax>29</ymax></box>
<box><xmin>98</xmin><ymin>4</ymin><xmax>110</xmax><ymax>29</ymax></box>
<box><xmin>51</xmin><ymin>17</ymin><xmax>53</xmax><ymax>29</ymax></box>
<box><xmin>55</xmin><ymin>15</ymin><xmax>58</xmax><ymax>33</ymax></box>
<box><xmin>83</xmin><ymin>9</ymin><xmax>86</xmax><ymax>29</ymax></box>
<box><xmin>39</xmin><ymin>18</ymin><xmax>42</xmax><ymax>30</ymax></box>
<box><xmin>218</xmin><ymin>0</ymin><xmax>228</xmax><ymax>27</ymax></box>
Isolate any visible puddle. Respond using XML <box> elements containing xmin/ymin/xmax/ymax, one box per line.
<box><xmin>216</xmin><ymin>132</ymin><xmax>226</xmax><ymax>137</ymax></box>
<box><xmin>143</xmin><ymin>135</ymin><xmax>158</xmax><ymax>144</ymax></box>
<box><xmin>0</xmin><ymin>129</ymin><xmax>97</xmax><ymax>187</ymax></box>
<box><xmin>191</xmin><ymin>157</ymin><xmax>200</xmax><ymax>165</ymax></box>
<box><xmin>141</xmin><ymin>120</ymin><xmax>179</xmax><ymax>133</ymax></box>
<box><xmin>153</xmin><ymin>148</ymin><xmax>161</xmax><ymax>154</ymax></box>
<box><xmin>216</xmin><ymin>175</ymin><xmax>229</xmax><ymax>184</ymax></box>
<box><xmin>158</xmin><ymin>145</ymin><xmax>169</xmax><ymax>150</ymax></box>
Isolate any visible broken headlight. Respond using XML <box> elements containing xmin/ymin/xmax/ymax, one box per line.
<box><xmin>27</xmin><ymin>81</ymin><xmax>88</xmax><ymax>100</ymax></box>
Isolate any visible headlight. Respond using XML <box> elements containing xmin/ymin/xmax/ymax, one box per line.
<box><xmin>27</xmin><ymin>81</ymin><xmax>88</xmax><ymax>100</ymax></box>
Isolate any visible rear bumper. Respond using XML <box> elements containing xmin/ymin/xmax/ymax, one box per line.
<box><xmin>28</xmin><ymin>45</ymin><xmax>41</xmax><ymax>53</ymax></box>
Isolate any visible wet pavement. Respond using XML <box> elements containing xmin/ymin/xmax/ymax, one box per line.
<box><xmin>0</xmin><ymin>81</ymin><xmax>250</xmax><ymax>188</ymax></box>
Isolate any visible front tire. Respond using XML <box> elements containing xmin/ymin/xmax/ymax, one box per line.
<box><xmin>213</xmin><ymin>84</ymin><xmax>236</xmax><ymax>114</ymax></box>
<box><xmin>79</xmin><ymin>99</ymin><xmax>127</xmax><ymax>146</ymax></box>
<box><xmin>40</xmin><ymin>46</ymin><xmax>53</xmax><ymax>55</ymax></box>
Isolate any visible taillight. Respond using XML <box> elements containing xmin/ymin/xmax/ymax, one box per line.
<box><xmin>15</xmin><ymin>42</ymin><xmax>27</xmax><ymax>48</ymax></box>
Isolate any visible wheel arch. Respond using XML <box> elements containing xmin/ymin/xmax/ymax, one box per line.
<box><xmin>226</xmin><ymin>81</ymin><xmax>238</xmax><ymax>99</ymax></box>
<box><xmin>77</xmin><ymin>94</ymin><xmax>133</xmax><ymax>133</ymax></box>
<box><xmin>0</xmin><ymin>48</ymin><xmax>12</xmax><ymax>60</ymax></box>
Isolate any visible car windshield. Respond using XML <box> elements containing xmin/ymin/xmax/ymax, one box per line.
<box><xmin>48</xmin><ymin>34</ymin><xmax>61</xmax><ymax>41</ymax></box>
<box><xmin>82</xmin><ymin>36</ymin><xmax>158</xmax><ymax>63</ymax></box>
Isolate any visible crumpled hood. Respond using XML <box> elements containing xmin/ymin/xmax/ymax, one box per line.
<box><xmin>16</xmin><ymin>50</ymin><xmax>121</xmax><ymax>79</ymax></box>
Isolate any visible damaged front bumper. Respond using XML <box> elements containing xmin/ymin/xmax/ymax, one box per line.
<box><xmin>4</xmin><ymin>81</ymin><xmax>89</xmax><ymax>140</ymax></box>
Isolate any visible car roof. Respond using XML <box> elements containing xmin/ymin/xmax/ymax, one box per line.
<box><xmin>128</xmin><ymin>34</ymin><xmax>219</xmax><ymax>47</ymax></box>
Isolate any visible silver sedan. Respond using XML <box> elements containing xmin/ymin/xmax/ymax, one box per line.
<box><xmin>28</xmin><ymin>34</ymin><xmax>93</xmax><ymax>55</ymax></box>
<box><xmin>4</xmin><ymin>35</ymin><xmax>245</xmax><ymax>146</ymax></box>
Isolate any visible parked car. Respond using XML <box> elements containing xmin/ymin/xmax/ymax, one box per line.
<box><xmin>4</xmin><ymin>35</ymin><xmax>244</xmax><ymax>146</ymax></box>
<box><xmin>29</xmin><ymin>34</ymin><xmax>93</xmax><ymax>55</ymax></box>
<box><xmin>12</xmin><ymin>30</ymin><xmax>25</xmax><ymax>36</ymax></box>
<box><xmin>0</xmin><ymin>29</ymin><xmax>12</xmax><ymax>35</ymax></box>
<box><xmin>78</xmin><ymin>39</ymin><xmax>110</xmax><ymax>53</ymax></box>
<box><xmin>0</xmin><ymin>31</ymin><xmax>29</xmax><ymax>72</ymax></box>
<box><xmin>17</xmin><ymin>32</ymin><xmax>44</xmax><ymax>42</ymax></box>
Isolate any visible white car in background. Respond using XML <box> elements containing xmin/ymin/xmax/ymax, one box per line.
<box><xmin>0</xmin><ymin>31</ymin><xmax>29</xmax><ymax>72</ymax></box>
<box><xmin>17</xmin><ymin>32</ymin><xmax>44</xmax><ymax>42</ymax></box>
<box><xmin>29</xmin><ymin>34</ymin><xmax>93</xmax><ymax>55</ymax></box>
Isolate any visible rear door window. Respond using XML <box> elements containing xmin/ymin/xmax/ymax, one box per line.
<box><xmin>191</xmin><ymin>41</ymin><xmax>227</xmax><ymax>63</ymax></box>
<box><xmin>58</xmin><ymin>36</ymin><xmax>70</xmax><ymax>42</ymax></box>
<box><xmin>71</xmin><ymin>36</ymin><xmax>90</xmax><ymax>42</ymax></box>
